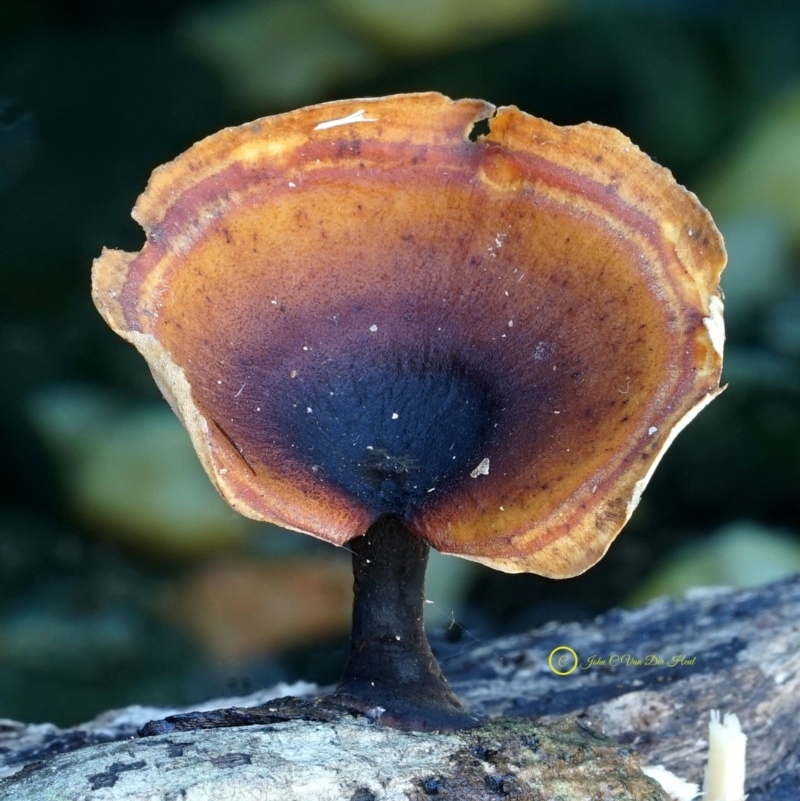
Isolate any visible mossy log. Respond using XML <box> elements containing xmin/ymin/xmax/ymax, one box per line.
<box><xmin>1</xmin><ymin>574</ymin><xmax>798</xmax><ymax>800</ymax></box>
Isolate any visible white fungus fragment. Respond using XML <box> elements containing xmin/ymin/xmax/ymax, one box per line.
<box><xmin>470</xmin><ymin>457</ymin><xmax>490</xmax><ymax>478</ymax></box>
<box><xmin>313</xmin><ymin>109</ymin><xmax>377</xmax><ymax>130</ymax></box>
<box><xmin>641</xmin><ymin>765</ymin><xmax>698</xmax><ymax>801</ymax></box>
<box><xmin>703</xmin><ymin>295</ymin><xmax>726</xmax><ymax>358</ymax></box>
<box><xmin>703</xmin><ymin>710</ymin><xmax>747</xmax><ymax>801</ymax></box>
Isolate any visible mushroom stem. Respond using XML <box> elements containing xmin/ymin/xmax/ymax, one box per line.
<box><xmin>335</xmin><ymin>515</ymin><xmax>479</xmax><ymax>731</ymax></box>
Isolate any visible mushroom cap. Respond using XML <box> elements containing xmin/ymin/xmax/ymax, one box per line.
<box><xmin>92</xmin><ymin>93</ymin><xmax>725</xmax><ymax>577</ymax></box>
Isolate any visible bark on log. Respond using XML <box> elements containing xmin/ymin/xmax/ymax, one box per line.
<box><xmin>0</xmin><ymin>716</ymin><xmax>668</xmax><ymax>801</ymax></box>
<box><xmin>1</xmin><ymin>574</ymin><xmax>798</xmax><ymax>800</ymax></box>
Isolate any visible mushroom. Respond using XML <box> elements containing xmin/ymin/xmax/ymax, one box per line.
<box><xmin>92</xmin><ymin>92</ymin><xmax>725</xmax><ymax>731</ymax></box>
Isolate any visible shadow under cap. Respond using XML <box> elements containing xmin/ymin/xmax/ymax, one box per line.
<box><xmin>92</xmin><ymin>92</ymin><xmax>725</xmax><ymax>579</ymax></box>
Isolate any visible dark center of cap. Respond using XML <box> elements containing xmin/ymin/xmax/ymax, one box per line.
<box><xmin>276</xmin><ymin>350</ymin><xmax>498</xmax><ymax>518</ymax></box>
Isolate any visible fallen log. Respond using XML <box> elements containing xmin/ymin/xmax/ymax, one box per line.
<box><xmin>1</xmin><ymin>574</ymin><xmax>797</xmax><ymax>800</ymax></box>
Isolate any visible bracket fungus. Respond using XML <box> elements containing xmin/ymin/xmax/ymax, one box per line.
<box><xmin>92</xmin><ymin>92</ymin><xmax>725</xmax><ymax>731</ymax></box>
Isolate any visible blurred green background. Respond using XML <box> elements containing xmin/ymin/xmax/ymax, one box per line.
<box><xmin>2</xmin><ymin>0</ymin><xmax>799</xmax><ymax>726</ymax></box>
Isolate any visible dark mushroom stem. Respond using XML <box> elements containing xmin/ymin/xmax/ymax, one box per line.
<box><xmin>138</xmin><ymin>515</ymin><xmax>480</xmax><ymax>738</ymax></box>
<box><xmin>333</xmin><ymin>515</ymin><xmax>479</xmax><ymax>731</ymax></box>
